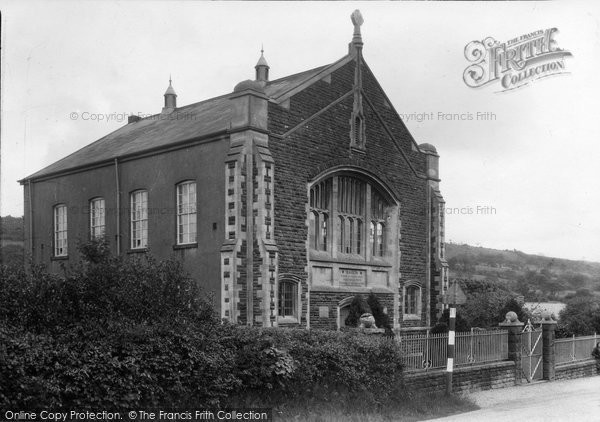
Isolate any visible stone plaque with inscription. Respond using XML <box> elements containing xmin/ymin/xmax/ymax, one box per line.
<box><xmin>339</xmin><ymin>268</ymin><xmax>366</xmax><ymax>288</ymax></box>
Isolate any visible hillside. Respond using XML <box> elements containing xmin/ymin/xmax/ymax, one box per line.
<box><xmin>446</xmin><ymin>243</ymin><xmax>600</xmax><ymax>301</ymax></box>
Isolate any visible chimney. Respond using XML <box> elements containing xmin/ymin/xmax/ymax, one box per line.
<box><xmin>128</xmin><ymin>115</ymin><xmax>141</xmax><ymax>124</ymax></box>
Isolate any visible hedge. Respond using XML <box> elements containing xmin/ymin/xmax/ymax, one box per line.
<box><xmin>0</xmin><ymin>244</ymin><xmax>405</xmax><ymax>409</ymax></box>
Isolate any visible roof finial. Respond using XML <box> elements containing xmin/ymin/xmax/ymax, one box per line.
<box><xmin>351</xmin><ymin>10</ymin><xmax>364</xmax><ymax>47</ymax></box>
<box><xmin>163</xmin><ymin>76</ymin><xmax>177</xmax><ymax>112</ymax></box>
<box><xmin>255</xmin><ymin>46</ymin><xmax>270</xmax><ymax>83</ymax></box>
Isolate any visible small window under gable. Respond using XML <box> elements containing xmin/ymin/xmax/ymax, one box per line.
<box><xmin>351</xmin><ymin>113</ymin><xmax>365</xmax><ymax>149</ymax></box>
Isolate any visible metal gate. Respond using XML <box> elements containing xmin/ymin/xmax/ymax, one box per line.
<box><xmin>521</xmin><ymin>319</ymin><xmax>543</xmax><ymax>382</ymax></box>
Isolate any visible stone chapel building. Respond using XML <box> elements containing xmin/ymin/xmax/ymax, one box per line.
<box><xmin>20</xmin><ymin>11</ymin><xmax>449</xmax><ymax>331</ymax></box>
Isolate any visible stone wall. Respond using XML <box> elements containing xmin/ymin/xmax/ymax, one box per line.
<box><xmin>555</xmin><ymin>359</ymin><xmax>599</xmax><ymax>381</ymax></box>
<box><xmin>403</xmin><ymin>361</ymin><xmax>517</xmax><ymax>395</ymax></box>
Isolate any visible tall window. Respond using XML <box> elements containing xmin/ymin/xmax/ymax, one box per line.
<box><xmin>177</xmin><ymin>181</ymin><xmax>197</xmax><ymax>244</ymax></box>
<box><xmin>90</xmin><ymin>198</ymin><xmax>105</xmax><ymax>239</ymax></box>
<box><xmin>53</xmin><ymin>204</ymin><xmax>68</xmax><ymax>257</ymax></box>
<box><xmin>278</xmin><ymin>281</ymin><xmax>298</xmax><ymax>319</ymax></box>
<box><xmin>130</xmin><ymin>190</ymin><xmax>148</xmax><ymax>249</ymax></box>
<box><xmin>370</xmin><ymin>190</ymin><xmax>386</xmax><ymax>257</ymax></box>
<box><xmin>338</xmin><ymin>176</ymin><xmax>364</xmax><ymax>255</ymax></box>
<box><xmin>405</xmin><ymin>285</ymin><xmax>421</xmax><ymax>316</ymax></box>
<box><xmin>309</xmin><ymin>179</ymin><xmax>331</xmax><ymax>251</ymax></box>
<box><xmin>309</xmin><ymin>174</ymin><xmax>391</xmax><ymax>260</ymax></box>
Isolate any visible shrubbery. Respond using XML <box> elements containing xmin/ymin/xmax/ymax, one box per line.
<box><xmin>0</xmin><ymin>323</ymin><xmax>238</xmax><ymax>408</ymax></box>
<box><xmin>0</xmin><ymin>244</ymin><xmax>215</xmax><ymax>332</ymax></box>
<box><xmin>0</xmin><ymin>243</ymin><xmax>405</xmax><ymax>409</ymax></box>
<box><xmin>225</xmin><ymin>327</ymin><xmax>403</xmax><ymax>406</ymax></box>
<box><xmin>556</xmin><ymin>296</ymin><xmax>600</xmax><ymax>338</ymax></box>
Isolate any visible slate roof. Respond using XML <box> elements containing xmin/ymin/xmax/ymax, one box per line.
<box><xmin>21</xmin><ymin>61</ymin><xmax>337</xmax><ymax>182</ymax></box>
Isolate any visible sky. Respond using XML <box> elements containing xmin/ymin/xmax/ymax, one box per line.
<box><xmin>1</xmin><ymin>1</ymin><xmax>599</xmax><ymax>262</ymax></box>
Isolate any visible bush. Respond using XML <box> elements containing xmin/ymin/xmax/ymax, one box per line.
<box><xmin>344</xmin><ymin>295</ymin><xmax>371</xmax><ymax>327</ymax></box>
<box><xmin>556</xmin><ymin>296</ymin><xmax>600</xmax><ymax>337</ymax></box>
<box><xmin>367</xmin><ymin>292</ymin><xmax>392</xmax><ymax>330</ymax></box>
<box><xmin>431</xmin><ymin>309</ymin><xmax>471</xmax><ymax>333</ymax></box>
<box><xmin>224</xmin><ymin>326</ymin><xmax>405</xmax><ymax>407</ymax></box>
<box><xmin>0</xmin><ymin>245</ymin><xmax>407</xmax><ymax>410</ymax></box>
<box><xmin>0</xmin><ymin>322</ymin><xmax>239</xmax><ymax>408</ymax></box>
<box><xmin>0</xmin><ymin>253</ymin><xmax>216</xmax><ymax>332</ymax></box>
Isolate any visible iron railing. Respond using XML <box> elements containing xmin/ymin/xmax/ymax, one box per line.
<box><xmin>398</xmin><ymin>329</ymin><xmax>508</xmax><ymax>372</ymax></box>
<box><xmin>555</xmin><ymin>333</ymin><xmax>598</xmax><ymax>365</ymax></box>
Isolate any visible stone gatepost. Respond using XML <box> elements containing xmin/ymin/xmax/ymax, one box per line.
<box><xmin>541</xmin><ymin>312</ymin><xmax>558</xmax><ymax>381</ymax></box>
<box><xmin>499</xmin><ymin>311</ymin><xmax>524</xmax><ymax>385</ymax></box>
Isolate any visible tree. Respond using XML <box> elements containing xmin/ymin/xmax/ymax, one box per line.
<box><xmin>431</xmin><ymin>308</ymin><xmax>470</xmax><ymax>333</ymax></box>
<box><xmin>498</xmin><ymin>298</ymin><xmax>530</xmax><ymax>325</ymax></box>
<box><xmin>557</xmin><ymin>296</ymin><xmax>600</xmax><ymax>337</ymax></box>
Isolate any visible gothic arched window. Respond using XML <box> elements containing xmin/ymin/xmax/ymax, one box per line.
<box><xmin>309</xmin><ymin>173</ymin><xmax>391</xmax><ymax>260</ymax></box>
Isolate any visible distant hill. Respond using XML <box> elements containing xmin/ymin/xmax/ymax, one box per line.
<box><xmin>1</xmin><ymin>216</ymin><xmax>24</xmax><ymax>266</ymax></box>
<box><xmin>446</xmin><ymin>243</ymin><xmax>600</xmax><ymax>302</ymax></box>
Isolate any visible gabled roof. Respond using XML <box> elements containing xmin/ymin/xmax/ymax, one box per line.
<box><xmin>20</xmin><ymin>56</ymin><xmax>349</xmax><ymax>183</ymax></box>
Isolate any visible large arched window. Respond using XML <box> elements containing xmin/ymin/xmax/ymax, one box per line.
<box><xmin>309</xmin><ymin>173</ymin><xmax>391</xmax><ymax>260</ymax></box>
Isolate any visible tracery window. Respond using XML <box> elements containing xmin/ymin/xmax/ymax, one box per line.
<box><xmin>309</xmin><ymin>174</ymin><xmax>391</xmax><ymax>260</ymax></box>
<box><xmin>338</xmin><ymin>176</ymin><xmax>364</xmax><ymax>255</ymax></box>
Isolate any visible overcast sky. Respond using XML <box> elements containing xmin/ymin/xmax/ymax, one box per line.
<box><xmin>1</xmin><ymin>1</ymin><xmax>599</xmax><ymax>262</ymax></box>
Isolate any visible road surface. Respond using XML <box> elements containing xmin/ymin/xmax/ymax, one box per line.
<box><xmin>430</xmin><ymin>376</ymin><xmax>600</xmax><ymax>422</ymax></box>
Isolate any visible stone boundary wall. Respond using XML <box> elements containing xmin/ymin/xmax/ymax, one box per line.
<box><xmin>555</xmin><ymin>359</ymin><xmax>599</xmax><ymax>381</ymax></box>
<box><xmin>403</xmin><ymin>361</ymin><xmax>516</xmax><ymax>395</ymax></box>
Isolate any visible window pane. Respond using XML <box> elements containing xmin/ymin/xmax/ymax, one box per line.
<box><xmin>131</xmin><ymin>191</ymin><xmax>148</xmax><ymax>249</ymax></box>
<box><xmin>309</xmin><ymin>212</ymin><xmax>316</xmax><ymax>249</ymax></box>
<box><xmin>320</xmin><ymin>214</ymin><xmax>328</xmax><ymax>251</ymax></box>
<box><xmin>176</xmin><ymin>182</ymin><xmax>197</xmax><ymax>245</ymax></box>
<box><xmin>278</xmin><ymin>282</ymin><xmax>297</xmax><ymax>318</ymax></box>
<box><xmin>54</xmin><ymin>205</ymin><xmax>68</xmax><ymax>256</ymax></box>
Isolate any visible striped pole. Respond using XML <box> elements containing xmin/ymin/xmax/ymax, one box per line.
<box><xmin>446</xmin><ymin>307</ymin><xmax>456</xmax><ymax>395</ymax></box>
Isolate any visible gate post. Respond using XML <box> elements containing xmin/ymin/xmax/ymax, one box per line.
<box><xmin>500</xmin><ymin>311</ymin><xmax>524</xmax><ymax>385</ymax></box>
<box><xmin>541</xmin><ymin>311</ymin><xmax>557</xmax><ymax>381</ymax></box>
